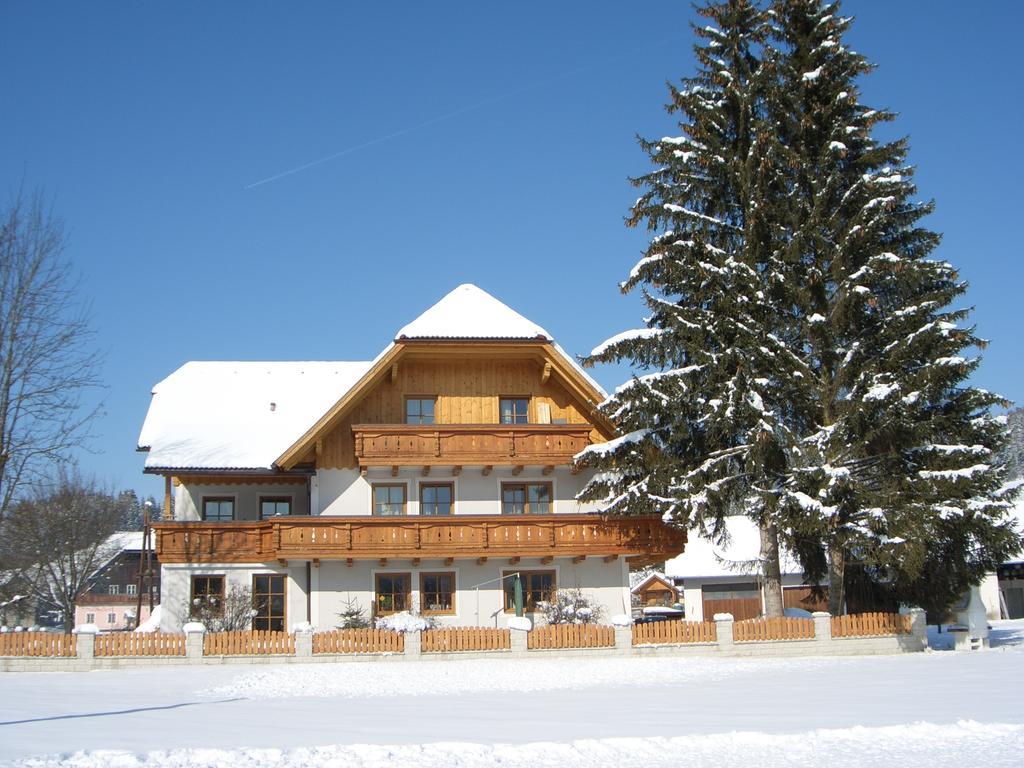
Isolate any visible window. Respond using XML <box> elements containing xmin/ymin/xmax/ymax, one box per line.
<box><xmin>499</xmin><ymin>397</ymin><xmax>529</xmax><ymax>424</ymax></box>
<box><xmin>372</xmin><ymin>484</ymin><xmax>406</xmax><ymax>516</ymax></box>
<box><xmin>503</xmin><ymin>570</ymin><xmax>555</xmax><ymax>612</ymax></box>
<box><xmin>202</xmin><ymin>497</ymin><xmax>234</xmax><ymax>522</ymax></box>
<box><xmin>108</xmin><ymin>584</ymin><xmax>120</xmax><ymax>595</ymax></box>
<box><xmin>375</xmin><ymin>572</ymin><xmax>411</xmax><ymax>615</ymax></box>
<box><xmin>260</xmin><ymin>497</ymin><xmax>292</xmax><ymax>519</ymax></box>
<box><xmin>107</xmin><ymin>613</ymin><xmax>116</xmax><ymax>625</ymax></box>
<box><xmin>405</xmin><ymin>397</ymin><xmax>436</xmax><ymax>425</ymax></box>
<box><xmin>420</xmin><ymin>572</ymin><xmax>455</xmax><ymax>614</ymax></box>
<box><xmin>85</xmin><ymin>613</ymin><xmax>95</xmax><ymax>624</ymax></box>
<box><xmin>190</xmin><ymin>575</ymin><xmax>225</xmax><ymax>617</ymax></box>
<box><xmin>501</xmin><ymin>482</ymin><xmax>552</xmax><ymax>515</ymax></box>
<box><xmin>252</xmin><ymin>574</ymin><xmax>286</xmax><ymax>632</ymax></box>
<box><xmin>420</xmin><ymin>483</ymin><xmax>453</xmax><ymax>516</ymax></box>
<box><xmin>126</xmin><ymin>584</ymin><xmax>138</xmax><ymax>596</ymax></box>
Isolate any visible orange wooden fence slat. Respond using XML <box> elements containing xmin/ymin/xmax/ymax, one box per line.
<box><xmin>734</xmin><ymin>616</ymin><xmax>814</xmax><ymax>642</ymax></box>
<box><xmin>311</xmin><ymin>628</ymin><xmax>404</xmax><ymax>654</ymax></box>
<box><xmin>830</xmin><ymin>612</ymin><xmax>910</xmax><ymax>638</ymax></box>
<box><xmin>0</xmin><ymin>632</ymin><xmax>77</xmax><ymax>657</ymax></box>
<box><xmin>526</xmin><ymin>623</ymin><xmax>614</xmax><ymax>650</ymax></box>
<box><xmin>631</xmin><ymin>620</ymin><xmax>717</xmax><ymax>646</ymax></box>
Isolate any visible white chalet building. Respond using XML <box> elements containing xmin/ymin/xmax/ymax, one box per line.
<box><xmin>139</xmin><ymin>284</ymin><xmax>685</xmax><ymax>632</ymax></box>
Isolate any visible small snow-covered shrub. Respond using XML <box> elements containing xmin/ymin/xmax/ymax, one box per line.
<box><xmin>185</xmin><ymin>585</ymin><xmax>255</xmax><ymax>631</ymax></box>
<box><xmin>374</xmin><ymin>611</ymin><xmax>437</xmax><ymax>633</ymax></box>
<box><xmin>539</xmin><ymin>587</ymin><xmax>604</xmax><ymax>625</ymax></box>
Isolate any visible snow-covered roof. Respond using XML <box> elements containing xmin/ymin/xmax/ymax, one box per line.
<box><xmin>139</xmin><ymin>361</ymin><xmax>372</xmax><ymax>470</ymax></box>
<box><xmin>140</xmin><ymin>285</ymin><xmax>609</xmax><ymax>471</ymax></box>
<box><xmin>630</xmin><ymin>572</ymin><xmax>676</xmax><ymax>594</ymax></box>
<box><xmin>1008</xmin><ymin>496</ymin><xmax>1024</xmax><ymax>565</ymax></box>
<box><xmin>396</xmin><ymin>284</ymin><xmax>551</xmax><ymax>341</ymax></box>
<box><xmin>107</xmin><ymin>532</ymin><xmax>146</xmax><ymax>553</ymax></box>
<box><xmin>90</xmin><ymin>532</ymin><xmax>150</xmax><ymax>578</ymax></box>
<box><xmin>664</xmin><ymin>516</ymin><xmax>803</xmax><ymax>581</ymax></box>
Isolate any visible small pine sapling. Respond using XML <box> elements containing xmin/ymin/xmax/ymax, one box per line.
<box><xmin>337</xmin><ymin>596</ymin><xmax>369</xmax><ymax>629</ymax></box>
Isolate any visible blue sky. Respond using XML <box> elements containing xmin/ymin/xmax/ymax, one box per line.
<box><xmin>2</xmin><ymin>1</ymin><xmax>1021</xmax><ymax>499</ymax></box>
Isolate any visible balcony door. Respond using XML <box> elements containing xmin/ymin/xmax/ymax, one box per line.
<box><xmin>252</xmin><ymin>574</ymin><xmax>286</xmax><ymax>632</ymax></box>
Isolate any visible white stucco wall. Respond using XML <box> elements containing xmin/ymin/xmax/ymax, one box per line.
<box><xmin>159</xmin><ymin>562</ymin><xmax>309</xmax><ymax>633</ymax></box>
<box><xmin>174</xmin><ymin>482</ymin><xmax>310</xmax><ymax>522</ymax></box>
<box><xmin>978</xmin><ymin>572</ymin><xmax>1002</xmax><ymax>620</ymax></box>
<box><xmin>161</xmin><ymin>556</ymin><xmax>628</xmax><ymax>631</ymax></box>
<box><xmin>317</xmin><ymin>466</ymin><xmax>601</xmax><ymax>516</ymax></box>
<box><xmin>165</xmin><ymin>467</ymin><xmax>624</xmax><ymax>630</ymax></box>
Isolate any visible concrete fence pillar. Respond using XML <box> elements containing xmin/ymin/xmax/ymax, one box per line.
<box><xmin>508</xmin><ymin>616</ymin><xmax>532</xmax><ymax>655</ymax></box>
<box><xmin>404</xmin><ymin>630</ymin><xmax>421</xmax><ymax>659</ymax></box>
<box><xmin>72</xmin><ymin>623</ymin><xmax>98</xmax><ymax>661</ymax></box>
<box><xmin>614</xmin><ymin>626</ymin><xmax>633</xmax><ymax>653</ymax></box>
<box><xmin>183</xmin><ymin>622</ymin><xmax>206</xmax><ymax>661</ymax></box>
<box><xmin>293</xmin><ymin>622</ymin><xmax>313</xmax><ymax>658</ymax></box>
<box><xmin>713</xmin><ymin>613</ymin><xmax>734</xmax><ymax>651</ymax></box>
<box><xmin>612</xmin><ymin>614</ymin><xmax>633</xmax><ymax>654</ymax></box>
<box><xmin>813</xmin><ymin>611</ymin><xmax>832</xmax><ymax>642</ymax></box>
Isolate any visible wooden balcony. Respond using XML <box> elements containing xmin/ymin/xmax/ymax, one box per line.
<box><xmin>351</xmin><ymin>423</ymin><xmax>592</xmax><ymax>468</ymax></box>
<box><xmin>77</xmin><ymin>594</ymin><xmax>150</xmax><ymax>606</ymax></box>
<box><xmin>153</xmin><ymin>515</ymin><xmax>686</xmax><ymax>564</ymax></box>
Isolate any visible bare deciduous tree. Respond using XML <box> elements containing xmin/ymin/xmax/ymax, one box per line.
<box><xmin>183</xmin><ymin>584</ymin><xmax>256</xmax><ymax>632</ymax></box>
<box><xmin>0</xmin><ymin>469</ymin><xmax>126</xmax><ymax>631</ymax></box>
<box><xmin>0</xmin><ymin>190</ymin><xmax>101</xmax><ymax>522</ymax></box>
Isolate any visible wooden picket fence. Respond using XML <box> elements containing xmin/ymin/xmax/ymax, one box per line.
<box><xmin>422</xmin><ymin>627</ymin><xmax>510</xmax><ymax>653</ymax></box>
<box><xmin>527</xmin><ymin>623</ymin><xmax>615</xmax><ymax>649</ymax></box>
<box><xmin>203</xmin><ymin>630</ymin><xmax>295</xmax><ymax>655</ymax></box>
<box><xmin>632</xmin><ymin>620</ymin><xmax>717</xmax><ymax>646</ymax></box>
<box><xmin>312</xmin><ymin>628</ymin><xmax>404</xmax><ymax>654</ymax></box>
<box><xmin>0</xmin><ymin>632</ymin><xmax>77</xmax><ymax>657</ymax></box>
<box><xmin>734</xmin><ymin>616</ymin><xmax>815</xmax><ymax>642</ymax></box>
<box><xmin>831</xmin><ymin>612</ymin><xmax>912</xmax><ymax>638</ymax></box>
<box><xmin>94</xmin><ymin>632</ymin><xmax>186</xmax><ymax>657</ymax></box>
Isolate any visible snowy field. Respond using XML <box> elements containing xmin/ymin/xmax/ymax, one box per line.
<box><xmin>1</xmin><ymin>622</ymin><xmax>1022</xmax><ymax>767</ymax></box>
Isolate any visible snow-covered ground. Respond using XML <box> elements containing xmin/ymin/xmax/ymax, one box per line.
<box><xmin>1</xmin><ymin>621</ymin><xmax>1022</xmax><ymax>767</ymax></box>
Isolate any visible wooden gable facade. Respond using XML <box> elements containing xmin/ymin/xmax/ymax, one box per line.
<box><xmin>277</xmin><ymin>341</ymin><xmax>616</xmax><ymax>472</ymax></box>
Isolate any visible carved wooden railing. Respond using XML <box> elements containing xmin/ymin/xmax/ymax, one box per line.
<box><xmin>351</xmin><ymin>423</ymin><xmax>592</xmax><ymax>467</ymax></box>
<box><xmin>154</xmin><ymin>515</ymin><xmax>686</xmax><ymax>564</ymax></box>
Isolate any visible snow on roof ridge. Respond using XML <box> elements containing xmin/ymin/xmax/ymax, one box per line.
<box><xmin>395</xmin><ymin>283</ymin><xmax>552</xmax><ymax>341</ymax></box>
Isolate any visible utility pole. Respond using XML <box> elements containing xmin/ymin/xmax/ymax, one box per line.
<box><xmin>133</xmin><ymin>500</ymin><xmax>155</xmax><ymax>629</ymax></box>
<box><xmin>145</xmin><ymin>500</ymin><xmax>155</xmax><ymax>613</ymax></box>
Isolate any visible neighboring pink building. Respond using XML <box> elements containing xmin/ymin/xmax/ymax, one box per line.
<box><xmin>74</xmin><ymin>595</ymin><xmax>155</xmax><ymax>631</ymax></box>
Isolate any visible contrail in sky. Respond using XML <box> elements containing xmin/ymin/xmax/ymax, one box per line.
<box><xmin>243</xmin><ymin>38</ymin><xmax>672</xmax><ymax>190</ymax></box>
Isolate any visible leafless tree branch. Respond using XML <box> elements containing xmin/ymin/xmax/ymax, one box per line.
<box><xmin>0</xmin><ymin>189</ymin><xmax>102</xmax><ymax>521</ymax></box>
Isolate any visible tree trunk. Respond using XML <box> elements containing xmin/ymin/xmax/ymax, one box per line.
<box><xmin>827</xmin><ymin>543</ymin><xmax>846</xmax><ymax>615</ymax></box>
<box><xmin>760</xmin><ymin>521</ymin><xmax>785</xmax><ymax>617</ymax></box>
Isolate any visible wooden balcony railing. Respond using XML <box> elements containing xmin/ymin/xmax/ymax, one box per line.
<box><xmin>351</xmin><ymin>423</ymin><xmax>592</xmax><ymax>467</ymax></box>
<box><xmin>154</xmin><ymin>515</ymin><xmax>686</xmax><ymax>564</ymax></box>
<box><xmin>77</xmin><ymin>594</ymin><xmax>154</xmax><ymax>606</ymax></box>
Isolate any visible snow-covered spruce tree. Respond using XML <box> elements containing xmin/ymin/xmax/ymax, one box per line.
<box><xmin>997</xmin><ymin>408</ymin><xmax>1024</xmax><ymax>481</ymax></box>
<box><xmin>767</xmin><ymin>0</ymin><xmax>1021</xmax><ymax>614</ymax></box>
<box><xmin>576</xmin><ymin>0</ymin><xmax>798</xmax><ymax>617</ymax></box>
